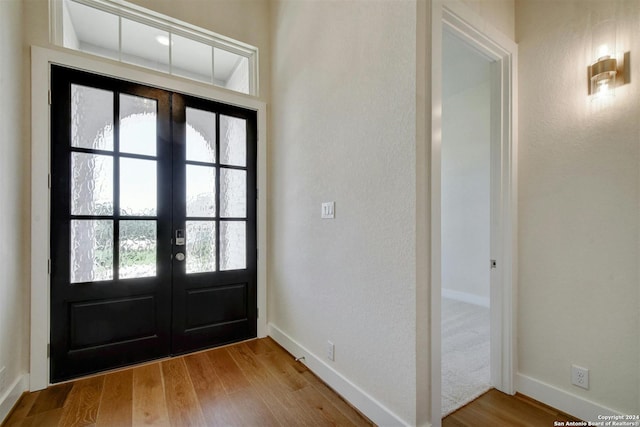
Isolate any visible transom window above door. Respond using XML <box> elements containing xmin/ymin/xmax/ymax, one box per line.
<box><xmin>49</xmin><ymin>0</ymin><xmax>258</xmax><ymax>96</ymax></box>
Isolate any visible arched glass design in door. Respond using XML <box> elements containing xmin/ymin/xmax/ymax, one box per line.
<box><xmin>50</xmin><ymin>66</ymin><xmax>257</xmax><ymax>382</ymax></box>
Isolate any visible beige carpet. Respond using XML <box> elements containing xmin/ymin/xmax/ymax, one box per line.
<box><xmin>441</xmin><ymin>297</ymin><xmax>491</xmax><ymax>416</ymax></box>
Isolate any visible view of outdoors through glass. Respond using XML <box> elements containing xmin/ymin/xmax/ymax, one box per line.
<box><xmin>186</xmin><ymin>110</ymin><xmax>248</xmax><ymax>273</ymax></box>
<box><xmin>70</xmin><ymin>86</ymin><xmax>159</xmax><ymax>282</ymax></box>
<box><xmin>69</xmin><ymin>96</ymin><xmax>248</xmax><ymax>282</ymax></box>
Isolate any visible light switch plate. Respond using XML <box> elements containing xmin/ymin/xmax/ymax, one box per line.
<box><xmin>321</xmin><ymin>202</ymin><xmax>335</xmax><ymax>219</ymax></box>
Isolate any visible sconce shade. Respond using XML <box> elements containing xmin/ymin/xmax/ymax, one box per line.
<box><xmin>590</xmin><ymin>57</ymin><xmax>616</xmax><ymax>77</ymax></box>
<box><xmin>587</xmin><ymin>52</ymin><xmax>629</xmax><ymax>96</ymax></box>
<box><xmin>589</xmin><ymin>57</ymin><xmax>617</xmax><ymax>96</ymax></box>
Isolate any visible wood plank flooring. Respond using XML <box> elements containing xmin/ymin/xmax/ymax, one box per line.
<box><xmin>2</xmin><ymin>338</ymin><xmax>372</xmax><ymax>427</ymax></box>
<box><xmin>443</xmin><ymin>388</ymin><xmax>582</xmax><ymax>427</ymax></box>
<box><xmin>3</xmin><ymin>339</ymin><xmax>584</xmax><ymax>427</ymax></box>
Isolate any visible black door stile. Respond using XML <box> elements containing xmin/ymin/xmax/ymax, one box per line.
<box><xmin>50</xmin><ymin>65</ymin><xmax>257</xmax><ymax>382</ymax></box>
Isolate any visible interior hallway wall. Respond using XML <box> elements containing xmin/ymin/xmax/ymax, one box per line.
<box><xmin>0</xmin><ymin>0</ymin><xmax>28</xmax><ymax>415</ymax></box>
<box><xmin>460</xmin><ymin>0</ymin><xmax>515</xmax><ymax>41</ymax></box>
<box><xmin>516</xmin><ymin>0</ymin><xmax>640</xmax><ymax>414</ymax></box>
<box><xmin>269</xmin><ymin>0</ymin><xmax>418</xmax><ymax>423</ymax></box>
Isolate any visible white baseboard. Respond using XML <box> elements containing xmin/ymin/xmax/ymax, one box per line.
<box><xmin>442</xmin><ymin>288</ymin><xmax>490</xmax><ymax>308</ymax></box>
<box><xmin>516</xmin><ymin>373</ymin><xmax>622</xmax><ymax>422</ymax></box>
<box><xmin>0</xmin><ymin>374</ymin><xmax>29</xmax><ymax>424</ymax></box>
<box><xmin>268</xmin><ymin>323</ymin><xmax>408</xmax><ymax>427</ymax></box>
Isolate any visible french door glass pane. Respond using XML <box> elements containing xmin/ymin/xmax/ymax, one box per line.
<box><xmin>71</xmin><ymin>152</ymin><xmax>113</xmax><ymax>215</ymax></box>
<box><xmin>220</xmin><ymin>168</ymin><xmax>246</xmax><ymax>218</ymax></box>
<box><xmin>120</xmin><ymin>158</ymin><xmax>157</xmax><ymax>216</ymax></box>
<box><xmin>186</xmin><ymin>107</ymin><xmax>216</xmax><ymax>163</ymax></box>
<box><xmin>70</xmin><ymin>220</ymin><xmax>113</xmax><ymax>283</ymax></box>
<box><xmin>119</xmin><ymin>220</ymin><xmax>157</xmax><ymax>279</ymax></box>
<box><xmin>220</xmin><ymin>115</ymin><xmax>246</xmax><ymax>166</ymax></box>
<box><xmin>220</xmin><ymin>221</ymin><xmax>246</xmax><ymax>271</ymax></box>
<box><xmin>119</xmin><ymin>94</ymin><xmax>157</xmax><ymax>156</ymax></box>
<box><xmin>71</xmin><ymin>84</ymin><xmax>114</xmax><ymax>151</ymax></box>
<box><xmin>186</xmin><ymin>165</ymin><xmax>216</xmax><ymax>217</ymax></box>
<box><xmin>186</xmin><ymin>221</ymin><xmax>216</xmax><ymax>274</ymax></box>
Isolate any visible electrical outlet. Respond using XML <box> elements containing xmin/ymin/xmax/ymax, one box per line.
<box><xmin>0</xmin><ymin>366</ymin><xmax>6</xmax><ymax>392</ymax></box>
<box><xmin>326</xmin><ymin>341</ymin><xmax>335</xmax><ymax>361</ymax></box>
<box><xmin>571</xmin><ymin>365</ymin><xmax>589</xmax><ymax>390</ymax></box>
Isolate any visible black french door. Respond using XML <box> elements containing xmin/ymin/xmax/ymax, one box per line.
<box><xmin>50</xmin><ymin>66</ymin><xmax>257</xmax><ymax>382</ymax></box>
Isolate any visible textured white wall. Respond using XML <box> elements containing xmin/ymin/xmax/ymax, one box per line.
<box><xmin>269</xmin><ymin>0</ymin><xmax>417</xmax><ymax>423</ymax></box>
<box><xmin>442</xmin><ymin>31</ymin><xmax>491</xmax><ymax>301</ymax></box>
<box><xmin>517</xmin><ymin>0</ymin><xmax>640</xmax><ymax>413</ymax></box>
<box><xmin>460</xmin><ymin>0</ymin><xmax>515</xmax><ymax>40</ymax></box>
<box><xmin>0</xmin><ymin>0</ymin><xmax>27</xmax><ymax>401</ymax></box>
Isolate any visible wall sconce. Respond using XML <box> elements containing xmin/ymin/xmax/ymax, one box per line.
<box><xmin>587</xmin><ymin>19</ymin><xmax>630</xmax><ymax>98</ymax></box>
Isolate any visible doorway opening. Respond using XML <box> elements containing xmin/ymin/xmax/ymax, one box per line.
<box><xmin>440</xmin><ymin>27</ymin><xmax>494</xmax><ymax>417</ymax></box>
<box><xmin>429</xmin><ymin>3</ymin><xmax>518</xmax><ymax>426</ymax></box>
<box><xmin>50</xmin><ymin>65</ymin><xmax>258</xmax><ymax>382</ymax></box>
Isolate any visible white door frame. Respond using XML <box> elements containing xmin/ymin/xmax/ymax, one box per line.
<box><xmin>30</xmin><ymin>45</ymin><xmax>268</xmax><ymax>391</ymax></box>
<box><xmin>430</xmin><ymin>2</ymin><xmax>518</xmax><ymax>425</ymax></box>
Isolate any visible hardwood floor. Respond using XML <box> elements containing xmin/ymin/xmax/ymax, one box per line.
<box><xmin>3</xmin><ymin>339</ymin><xmax>584</xmax><ymax>427</ymax></box>
<box><xmin>2</xmin><ymin>338</ymin><xmax>372</xmax><ymax>427</ymax></box>
<box><xmin>443</xmin><ymin>388</ymin><xmax>582</xmax><ymax>427</ymax></box>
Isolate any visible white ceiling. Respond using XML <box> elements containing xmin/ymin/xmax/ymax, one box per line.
<box><xmin>64</xmin><ymin>0</ymin><xmax>243</xmax><ymax>84</ymax></box>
